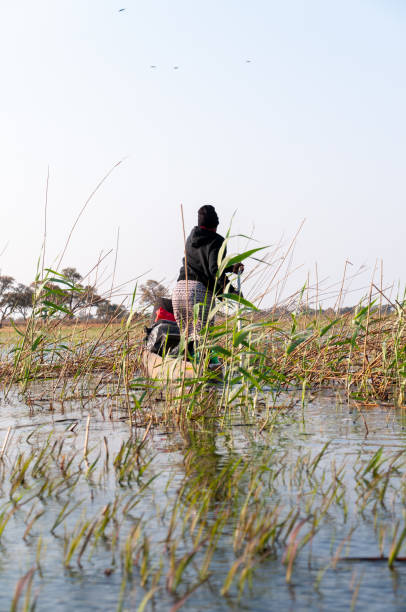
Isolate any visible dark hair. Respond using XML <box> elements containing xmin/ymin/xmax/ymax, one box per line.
<box><xmin>198</xmin><ymin>205</ymin><xmax>219</xmax><ymax>229</ymax></box>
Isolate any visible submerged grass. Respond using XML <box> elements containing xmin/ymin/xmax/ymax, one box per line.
<box><xmin>1</xmin><ymin>409</ymin><xmax>406</xmax><ymax>610</ymax></box>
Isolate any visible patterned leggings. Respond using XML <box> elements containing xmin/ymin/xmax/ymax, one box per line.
<box><xmin>172</xmin><ymin>281</ymin><xmax>214</xmax><ymax>341</ymax></box>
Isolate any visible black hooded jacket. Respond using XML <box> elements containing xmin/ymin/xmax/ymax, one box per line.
<box><xmin>177</xmin><ymin>227</ymin><xmax>237</xmax><ymax>295</ymax></box>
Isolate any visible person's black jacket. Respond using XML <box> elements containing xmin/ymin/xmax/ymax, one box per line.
<box><xmin>177</xmin><ymin>227</ymin><xmax>238</xmax><ymax>295</ymax></box>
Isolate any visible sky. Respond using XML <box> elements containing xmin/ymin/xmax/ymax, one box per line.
<box><xmin>0</xmin><ymin>0</ymin><xmax>404</xmax><ymax>307</ymax></box>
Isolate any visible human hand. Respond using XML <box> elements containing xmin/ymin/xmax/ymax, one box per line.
<box><xmin>232</xmin><ymin>263</ymin><xmax>244</xmax><ymax>274</ymax></box>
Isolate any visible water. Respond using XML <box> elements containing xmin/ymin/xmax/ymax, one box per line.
<box><xmin>0</xmin><ymin>386</ymin><xmax>405</xmax><ymax>611</ymax></box>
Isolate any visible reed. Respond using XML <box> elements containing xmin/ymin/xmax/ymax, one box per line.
<box><xmin>1</xmin><ymin>251</ymin><xmax>403</xmax><ymax>412</ymax></box>
<box><xmin>0</xmin><ymin>250</ymin><xmax>405</xmax><ymax>609</ymax></box>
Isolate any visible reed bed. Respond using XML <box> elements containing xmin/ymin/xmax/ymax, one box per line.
<box><xmin>0</xmin><ymin>259</ymin><xmax>404</xmax><ymax>609</ymax></box>
<box><xmin>0</xmin><ymin>273</ymin><xmax>403</xmax><ymax>409</ymax></box>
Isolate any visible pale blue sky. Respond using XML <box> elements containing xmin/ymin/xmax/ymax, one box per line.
<box><xmin>1</xmin><ymin>1</ymin><xmax>404</xmax><ymax>306</ymax></box>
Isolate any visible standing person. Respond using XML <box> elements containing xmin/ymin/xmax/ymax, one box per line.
<box><xmin>172</xmin><ymin>205</ymin><xmax>243</xmax><ymax>356</ymax></box>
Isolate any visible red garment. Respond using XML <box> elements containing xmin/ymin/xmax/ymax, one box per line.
<box><xmin>199</xmin><ymin>225</ymin><xmax>216</xmax><ymax>232</ymax></box>
<box><xmin>155</xmin><ymin>307</ymin><xmax>176</xmax><ymax>323</ymax></box>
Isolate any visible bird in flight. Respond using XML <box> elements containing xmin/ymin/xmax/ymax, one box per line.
<box><xmin>173</xmin><ymin>66</ymin><xmax>179</xmax><ymax>70</ymax></box>
<box><xmin>118</xmin><ymin>8</ymin><xmax>126</xmax><ymax>12</ymax></box>
<box><xmin>150</xmin><ymin>65</ymin><xmax>157</xmax><ymax>69</ymax></box>
<box><xmin>246</xmin><ymin>59</ymin><xmax>252</xmax><ymax>63</ymax></box>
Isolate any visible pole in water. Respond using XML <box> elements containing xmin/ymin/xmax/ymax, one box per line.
<box><xmin>237</xmin><ymin>270</ymin><xmax>244</xmax><ymax>369</ymax></box>
<box><xmin>237</xmin><ymin>270</ymin><xmax>242</xmax><ymax>330</ymax></box>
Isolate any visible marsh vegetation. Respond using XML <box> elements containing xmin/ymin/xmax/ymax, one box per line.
<box><xmin>0</xmin><ymin>260</ymin><xmax>405</xmax><ymax>610</ymax></box>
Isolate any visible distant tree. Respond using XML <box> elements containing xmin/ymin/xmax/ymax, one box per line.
<box><xmin>7</xmin><ymin>284</ymin><xmax>33</xmax><ymax>321</ymax></box>
<box><xmin>140</xmin><ymin>280</ymin><xmax>169</xmax><ymax>309</ymax></box>
<box><xmin>74</xmin><ymin>284</ymin><xmax>103</xmax><ymax>321</ymax></box>
<box><xmin>61</xmin><ymin>267</ymin><xmax>83</xmax><ymax>284</ymax></box>
<box><xmin>60</xmin><ymin>267</ymin><xmax>84</xmax><ymax>314</ymax></box>
<box><xmin>30</xmin><ymin>268</ymin><xmax>83</xmax><ymax>320</ymax></box>
<box><xmin>96</xmin><ymin>300</ymin><xmax>128</xmax><ymax>322</ymax></box>
<box><xmin>338</xmin><ymin>306</ymin><xmax>355</xmax><ymax>315</ymax></box>
<box><xmin>32</xmin><ymin>280</ymin><xmax>66</xmax><ymax>318</ymax></box>
<box><xmin>80</xmin><ymin>284</ymin><xmax>101</xmax><ymax>310</ymax></box>
<box><xmin>32</xmin><ymin>267</ymin><xmax>104</xmax><ymax>321</ymax></box>
<box><xmin>0</xmin><ymin>276</ymin><xmax>15</xmax><ymax>327</ymax></box>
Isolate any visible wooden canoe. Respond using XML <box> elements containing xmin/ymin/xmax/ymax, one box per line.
<box><xmin>141</xmin><ymin>349</ymin><xmax>196</xmax><ymax>380</ymax></box>
<box><xmin>141</xmin><ymin>349</ymin><xmax>223</xmax><ymax>382</ymax></box>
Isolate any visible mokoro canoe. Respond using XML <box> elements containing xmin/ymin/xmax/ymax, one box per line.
<box><xmin>141</xmin><ymin>350</ymin><xmax>223</xmax><ymax>382</ymax></box>
<box><xmin>141</xmin><ymin>349</ymin><xmax>196</xmax><ymax>380</ymax></box>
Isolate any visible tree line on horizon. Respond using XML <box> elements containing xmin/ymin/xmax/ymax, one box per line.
<box><xmin>0</xmin><ymin>271</ymin><xmax>174</xmax><ymax>327</ymax></box>
<box><xmin>0</xmin><ymin>267</ymin><xmax>129</xmax><ymax>327</ymax></box>
<box><xmin>0</xmin><ymin>271</ymin><xmax>394</xmax><ymax>328</ymax></box>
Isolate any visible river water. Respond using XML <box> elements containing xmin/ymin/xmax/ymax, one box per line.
<box><xmin>0</xmin><ymin>387</ymin><xmax>405</xmax><ymax>611</ymax></box>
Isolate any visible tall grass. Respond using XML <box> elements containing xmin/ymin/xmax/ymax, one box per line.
<box><xmin>1</xmin><ymin>185</ymin><xmax>405</xmax><ymax>609</ymax></box>
<box><xmin>0</xmin><ymin>258</ymin><xmax>404</xmax><ymax>411</ymax></box>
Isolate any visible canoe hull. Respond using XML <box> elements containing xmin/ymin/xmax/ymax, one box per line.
<box><xmin>141</xmin><ymin>350</ymin><xmax>223</xmax><ymax>382</ymax></box>
<box><xmin>141</xmin><ymin>350</ymin><xmax>196</xmax><ymax>380</ymax></box>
